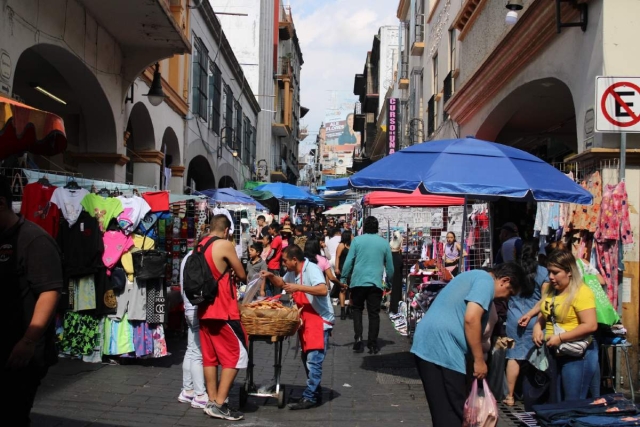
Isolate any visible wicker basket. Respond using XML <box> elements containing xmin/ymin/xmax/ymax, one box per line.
<box><xmin>240</xmin><ymin>307</ymin><xmax>301</xmax><ymax>337</ymax></box>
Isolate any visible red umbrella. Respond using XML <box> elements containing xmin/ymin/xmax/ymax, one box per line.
<box><xmin>363</xmin><ymin>188</ymin><xmax>464</xmax><ymax>207</ymax></box>
<box><xmin>0</xmin><ymin>95</ymin><xmax>67</xmax><ymax>159</ymax></box>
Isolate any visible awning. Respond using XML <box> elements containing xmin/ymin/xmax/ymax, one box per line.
<box><xmin>325</xmin><ymin>177</ymin><xmax>350</xmax><ymax>190</ymax></box>
<box><xmin>0</xmin><ymin>96</ymin><xmax>67</xmax><ymax>159</ymax></box>
<box><xmin>323</xmin><ymin>203</ymin><xmax>354</xmax><ymax>216</ymax></box>
<box><xmin>363</xmin><ymin>189</ymin><xmax>465</xmax><ymax>207</ymax></box>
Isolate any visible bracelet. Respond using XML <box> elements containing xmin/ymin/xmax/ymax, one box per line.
<box><xmin>558</xmin><ymin>334</ymin><xmax>563</xmax><ymax>343</ymax></box>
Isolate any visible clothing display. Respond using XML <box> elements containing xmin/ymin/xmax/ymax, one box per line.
<box><xmin>117</xmin><ymin>195</ymin><xmax>152</xmax><ymax>235</ymax></box>
<box><xmin>81</xmin><ymin>193</ymin><xmax>124</xmax><ymax>232</ymax></box>
<box><xmin>50</xmin><ymin>187</ymin><xmax>89</xmax><ymax>227</ymax></box>
<box><xmin>102</xmin><ymin>230</ymin><xmax>134</xmax><ymax>270</ymax></box>
<box><xmin>20</xmin><ymin>182</ymin><xmax>60</xmax><ymax>237</ymax></box>
<box><xmin>57</xmin><ymin>211</ymin><xmax>104</xmax><ymax>278</ymax></box>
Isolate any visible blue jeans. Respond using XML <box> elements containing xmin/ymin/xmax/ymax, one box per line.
<box><xmin>556</xmin><ymin>340</ymin><xmax>598</xmax><ymax>401</ymax></box>
<box><xmin>301</xmin><ymin>329</ymin><xmax>330</xmax><ymax>402</ymax></box>
<box><xmin>182</xmin><ymin>310</ymin><xmax>206</xmax><ymax>396</ymax></box>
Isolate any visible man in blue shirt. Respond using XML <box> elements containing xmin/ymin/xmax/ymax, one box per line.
<box><xmin>411</xmin><ymin>263</ymin><xmax>525</xmax><ymax>427</ymax></box>
<box><xmin>340</xmin><ymin>216</ymin><xmax>394</xmax><ymax>354</ymax></box>
<box><xmin>261</xmin><ymin>245</ymin><xmax>334</xmax><ymax>410</ymax></box>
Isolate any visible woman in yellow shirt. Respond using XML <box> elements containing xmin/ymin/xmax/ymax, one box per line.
<box><xmin>532</xmin><ymin>250</ymin><xmax>598</xmax><ymax>402</ymax></box>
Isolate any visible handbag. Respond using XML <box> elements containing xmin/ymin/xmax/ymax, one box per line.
<box><xmin>132</xmin><ymin>230</ymin><xmax>166</xmax><ymax>280</ymax></box>
<box><xmin>550</xmin><ymin>294</ymin><xmax>592</xmax><ymax>357</ymax></box>
<box><xmin>577</xmin><ymin>260</ymin><xmax>620</xmax><ymax>326</ymax></box>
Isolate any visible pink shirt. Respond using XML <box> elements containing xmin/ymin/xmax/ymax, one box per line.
<box><xmin>316</xmin><ymin>255</ymin><xmax>331</xmax><ymax>272</ymax></box>
<box><xmin>103</xmin><ymin>230</ymin><xmax>134</xmax><ymax>270</ymax></box>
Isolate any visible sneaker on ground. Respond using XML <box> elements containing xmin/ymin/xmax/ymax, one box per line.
<box><xmin>191</xmin><ymin>394</ymin><xmax>208</xmax><ymax>409</ymax></box>
<box><xmin>288</xmin><ymin>398</ymin><xmax>318</xmax><ymax>410</ymax></box>
<box><xmin>204</xmin><ymin>401</ymin><xmax>244</xmax><ymax>421</ymax></box>
<box><xmin>177</xmin><ymin>390</ymin><xmax>194</xmax><ymax>404</ymax></box>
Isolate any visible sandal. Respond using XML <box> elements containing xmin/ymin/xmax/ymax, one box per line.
<box><xmin>502</xmin><ymin>396</ymin><xmax>515</xmax><ymax>406</ymax></box>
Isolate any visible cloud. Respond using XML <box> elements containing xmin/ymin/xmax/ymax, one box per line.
<box><xmin>290</xmin><ymin>0</ymin><xmax>399</xmax><ymax>153</ymax></box>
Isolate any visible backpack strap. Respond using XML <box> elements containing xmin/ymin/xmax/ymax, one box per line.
<box><xmin>198</xmin><ymin>236</ymin><xmax>219</xmax><ymax>254</ymax></box>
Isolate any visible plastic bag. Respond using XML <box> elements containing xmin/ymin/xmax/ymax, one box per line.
<box><xmin>241</xmin><ymin>277</ymin><xmax>265</xmax><ymax>304</ymax></box>
<box><xmin>463</xmin><ymin>379</ymin><xmax>498</xmax><ymax>427</ymax></box>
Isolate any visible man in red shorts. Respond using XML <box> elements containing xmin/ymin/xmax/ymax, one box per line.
<box><xmin>198</xmin><ymin>214</ymin><xmax>247</xmax><ymax>421</ymax></box>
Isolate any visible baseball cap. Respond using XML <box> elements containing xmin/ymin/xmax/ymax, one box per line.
<box><xmin>501</xmin><ymin>222</ymin><xmax>518</xmax><ymax>233</ymax></box>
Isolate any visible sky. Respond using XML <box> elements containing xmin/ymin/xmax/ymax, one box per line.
<box><xmin>289</xmin><ymin>0</ymin><xmax>399</xmax><ymax>155</ymax></box>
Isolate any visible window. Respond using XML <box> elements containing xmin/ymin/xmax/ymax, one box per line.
<box><xmin>192</xmin><ymin>37</ymin><xmax>208</xmax><ymax>119</ymax></box>
<box><xmin>449</xmin><ymin>29</ymin><xmax>457</xmax><ymax>94</ymax></box>
<box><xmin>208</xmin><ymin>63</ymin><xmax>222</xmax><ymax>134</ymax></box>
<box><xmin>223</xmin><ymin>85</ymin><xmax>233</xmax><ymax>147</ymax></box>
<box><xmin>235</xmin><ymin>101</ymin><xmax>243</xmax><ymax>157</ymax></box>
<box><xmin>432</xmin><ymin>55</ymin><xmax>438</xmax><ymax>130</ymax></box>
<box><xmin>243</xmin><ymin>115</ymin><xmax>251</xmax><ymax>164</ymax></box>
<box><xmin>251</xmin><ymin>125</ymin><xmax>257</xmax><ymax>167</ymax></box>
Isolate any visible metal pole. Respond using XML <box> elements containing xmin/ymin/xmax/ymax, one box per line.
<box><xmin>460</xmin><ymin>196</ymin><xmax>468</xmax><ymax>272</ymax></box>
<box><xmin>616</xmin><ymin>132</ymin><xmax>627</xmax><ymax>390</ymax></box>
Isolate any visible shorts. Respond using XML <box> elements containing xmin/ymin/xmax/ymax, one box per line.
<box><xmin>199</xmin><ymin>319</ymin><xmax>249</xmax><ymax>369</ymax></box>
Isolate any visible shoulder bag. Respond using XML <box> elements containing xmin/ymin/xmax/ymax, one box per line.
<box><xmin>550</xmin><ymin>293</ymin><xmax>592</xmax><ymax>357</ymax></box>
<box><xmin>132</xmin><ymin>226</ymin><xmax>166</xmax><ymax>280</ymax></box>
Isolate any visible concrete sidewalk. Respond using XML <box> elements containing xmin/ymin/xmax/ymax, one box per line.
<box><xmin>32</xmin><ymin>306</ymin><xmax>521</xmax><ymax>426</ymax></box>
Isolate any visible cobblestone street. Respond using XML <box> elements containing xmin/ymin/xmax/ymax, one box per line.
<box><xmin>32</xmin><ymin>307</ymin><xmax>523</xmax><ymax>426</ymax></box>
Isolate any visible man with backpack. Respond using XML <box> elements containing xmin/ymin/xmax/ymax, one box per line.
<box><xmin>0</xmin><ymin>176</ymin><xmax>63</xmax><ymax>423</ymax></box>
<box><xmin>185</xmin><ymin>214</ymin><xmax>247</xmax><ymax>421</ymax></box>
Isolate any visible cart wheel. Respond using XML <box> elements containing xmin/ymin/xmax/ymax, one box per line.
<box><xmin>277</xmin><ymin>386</ymin><xmax>286</xmax><ymax>408</ymax></box>
<box><xmin>240</xmin><ymin>384</ymin><xmax>248</xmax><ymax>408</ymax></box>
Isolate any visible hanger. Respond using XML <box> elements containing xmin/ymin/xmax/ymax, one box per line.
<box><xmin>98</xmin><ymin>186</ymin><xmax>110</xmax><ymax>198</ymax></box>
<box><xmin>64</xmin><ymin>178</ymin><xmax>81</xmax><ymax>190</ymax></box>
<box><xmin>37</xmin><ymin>174</ymin><xmax>50</xmax><ymax>186</ymax></box>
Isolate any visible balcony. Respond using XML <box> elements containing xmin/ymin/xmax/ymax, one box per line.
<box><xmin>272</xmin><ymin>122</ymin><xmax>290</xmax><ymax>137</ymax></box>
<box><xmin>411</xmin><ymin>19</ymin><xmax>425</xmax><ymax>56</ymax></box>
<box><xmin>276</xmin><ymin>57</ymin><xmax>293</xmax><ymax>87</ymax></box>
<box><xmin>279</xmin><ymin>6</ymin><xmax>294</xmax><ymax>41</ymax></box>
<box><xmin>399</xmin><ymin>60</ymin><xmax>409</xmax><ymax>89</ymax></box>
<box><xmin>79</xmin><ymin>0</ymin><xmax>191</xmax><ymax>85</ymax></box>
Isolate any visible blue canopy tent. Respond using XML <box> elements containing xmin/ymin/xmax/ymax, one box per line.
<box><xmin>195</xmin><ymin>187</ymin><xmax>268</xmax><ymax>211</ymax></box>
<box><xmin>254</xmin><ymin>182</ymin><xmax>315</xmax><ymax>203</ymax></box>
<box><xmin>349</xmin><ymin>137</ymin><xmax>593</xmax><ymax>204</ymax></box>
<box><xmin>349</xmin><ymin>137</ymin><xmax>593</xmax><ymax>270</ymax></box>
<box><xmin>325</xmin><ymin>177</ymin><xmax>350</xmax><ymax>191</ymax></box>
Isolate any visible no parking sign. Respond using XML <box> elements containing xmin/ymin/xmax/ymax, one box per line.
<box><xmin>596</xmin><ymin>76</ymin><xmax>640</xmax><ymax>132</ymax></box>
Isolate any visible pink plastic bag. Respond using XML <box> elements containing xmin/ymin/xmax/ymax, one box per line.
<box><xmin>463</xmin><ymin>379</ymin><xmax>498</xmax><ymax>427</ymax></box>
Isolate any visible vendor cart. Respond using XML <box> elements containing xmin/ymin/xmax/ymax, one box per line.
<box><xmin>239</xmin><ymin>300</ymin><xmax>300</xmax><ymax>409</ymax></box>
<box><xmin>240</xmin><ymin>335</ymin><xmax>288</xmax><ymax>408</ymax></box>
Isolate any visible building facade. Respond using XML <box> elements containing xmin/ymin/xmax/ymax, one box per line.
<box><xmin>0</xmin><ymin>0</ymin><xmax>191</xmax><ymax>185</ymax></box>
<box><xmin>184</xmin><ymin>0</ymin><xmax>260</xmax><ymax>191</ymax></box>
<box><xmin>209</xmin><ymin>0</ymin><xmax>307</xmax><ymax>185</ymax></box>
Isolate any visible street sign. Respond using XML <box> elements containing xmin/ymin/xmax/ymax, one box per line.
<box><xmin>596</xmin><ymin>76</ymin><xmax>640</xmax><ymax>132</ymax></box>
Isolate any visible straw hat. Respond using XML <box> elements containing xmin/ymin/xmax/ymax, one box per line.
<box><xmin>281</xmin><ymin>225</ymin><xmax>293</xmax><ymax>234</ymax></box>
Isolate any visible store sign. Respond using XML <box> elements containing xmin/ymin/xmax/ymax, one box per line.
<box><xmin>387</xmin><ymin>98</ymin><xmax>398</xmax><ymax>155</ymax></box>
<box><xmin>596</xmin><ymin>76</ymin><xmax>640</xmax><ymax>133</ymax></box>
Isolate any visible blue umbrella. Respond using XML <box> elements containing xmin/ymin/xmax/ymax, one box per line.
<box><xmin>325</xmin><ymin>177</ymin><xmax>350</xmax><ymax>190</ymax></box>
<box><xmin>254</xmin><ymin>182</ymin><xmax>314</xmax><ymax>203</ymax></box>
<box><xmin>349</xmin><ymin>137</ymin><xmax>593</xmax><ymax>204</ymax></box>
<box><xmin>195</xmin><ymin>187</ymin><xmax>267</xmax><ymax>210</ymax></box>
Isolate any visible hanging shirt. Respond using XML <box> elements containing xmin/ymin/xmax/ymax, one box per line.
<box><xmin>81</xmin><ymin>193</ymin><xmax>124</xmax><ymax>232</ymax></box>
<box><xmin>594</xmin><ymin>181</ymin><xmax>634</xmax><ymax>244</ymax></box>
<box><xmin>50</xmin><ymin>187</ymin><xmax>89</xmax><ymax>227</ymax></box>
<box><xmin>20</xmin><ymin>182</ymin><xmax>60</xmax><ymax>238</ymax></box>
<box><xmin>102</xmin><ymin>230</ymin><xmax>134</xmax><ymax>270</ymax></box>
<box><xmin>56</xmin><ymin>211</ymin><xmax>104</xmax><ymax>278</ymax></box>
<box><xmin>141</xmin><ymin>191</ymin><xmax>169</xmax><ymax>213</ymax></box>
<box><xmin>117</xmin><ymin>195</ymin><xmax>152</xmax><ymax>235</ymax></box>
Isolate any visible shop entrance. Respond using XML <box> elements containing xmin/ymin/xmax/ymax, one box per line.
<box><xmin>11</xmin><ymin>44</ymin><xmax>117</xmax><ymax>173</ymax></box>
<box><xmin>477</xmin><ymin>77</ymin><xmax>578</xmax><ymax>249</ymax></box>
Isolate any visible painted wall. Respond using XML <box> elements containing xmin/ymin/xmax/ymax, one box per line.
<box><xmin>378</xmin><ymin>26</ymin><xmax>399</xmax><ymax>116</ymax></box>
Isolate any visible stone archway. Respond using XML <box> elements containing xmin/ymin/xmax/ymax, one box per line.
<box><xmin>218</xmin><ymin>176</ymin><xmax>237</xmax><ymax>189</ymax></box>
<box><xmin>186</xmin><ymin>155</ymin><xmax>216</xmax><ymax>192</ymax></box>
<box><xmin>12</xmin><ymin>43</ymin><xmax>118</xmax><ymax>174</ymax></box>
<box><xmin>476</xmin><ymin>77</ymin><xmax>577</xmax><ymax>163</ymax></box>
<box><xmin>162</xmin><ymin>127</ymin><xmax>181</xmax><ymax>168</ymax></box>
<box><xmin>125</xmin><ymin>102</ymin><xmax>156</xmax><ymax>185</ymax></box>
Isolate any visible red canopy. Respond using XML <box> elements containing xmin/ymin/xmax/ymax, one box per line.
<box><xmin>0</xmin><ymin>96</ymin><xmax>67</xmax><ymax>159</ymax></box>
<box><xmin>363</xmin><ymin>189</ymin><xmax>464</xmax><ymax>207</ymax></box>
